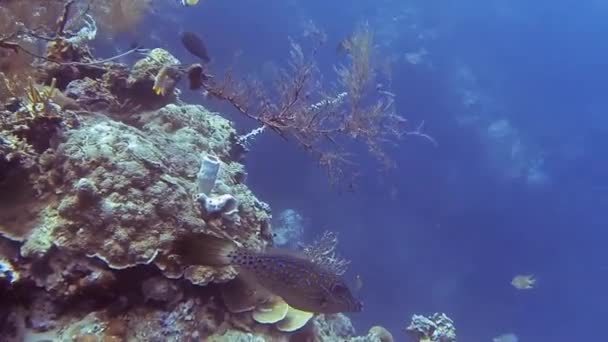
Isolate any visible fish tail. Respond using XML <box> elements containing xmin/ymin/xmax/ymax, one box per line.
<box><xmin>174</xmin><ymin>233</ymin><xmax>237</xmax><ymax>266</ymax></box>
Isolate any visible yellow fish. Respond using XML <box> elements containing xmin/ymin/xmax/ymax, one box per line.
<box><xmin>511</xmin><ymin>274</ymin><xmax>536</xmax><ymax>290</ymax></box>
<box><xmin>152</xmin><ymin>66</ymin><xmax>181</xmax><ymax>96</ymax></box>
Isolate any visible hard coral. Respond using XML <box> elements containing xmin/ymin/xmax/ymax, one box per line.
<box><xmin>405</xmin><ymin>313</ymin><xmax>457</xmax><ymax>342</ymax></box>
<box><xmin>4</xmin><ymin>103</ymin><xmax>270</xmax><ymax>287</ymax></box>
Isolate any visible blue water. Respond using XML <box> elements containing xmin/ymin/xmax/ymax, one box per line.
<box><xmin>131</xmin><ymin>1</ymin><xmax>608</xmax><ymax>340</ymax></box>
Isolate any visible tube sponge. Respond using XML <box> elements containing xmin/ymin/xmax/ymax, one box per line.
<box><xmin>196</xmin><ymin>153</ymin><xmax>220</xmax><ymax>194</ymax></box>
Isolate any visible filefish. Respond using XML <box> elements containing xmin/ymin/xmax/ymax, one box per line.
<box><xmin>181</xmin><ymin>31</ymin><xmax>211</xmax><ymax>63</ymax></box>
<box><xmin>176</xmin><ymin>233</ymin><xmax>362</xmax><ymax>314</ymax></box>
<box><xmin>511</xmin><ymin>274</ymin><xmax>536</xmax><ymax>290</ymax></box>
<box><xmin>152</xmin><ymin>65</ymin><xmax>181</xmax><ymax>96</ymax></box>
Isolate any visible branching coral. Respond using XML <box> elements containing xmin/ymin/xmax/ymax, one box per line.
<box><xmin>300</xmin><ymin>231</ymin><xmax>350</xmax><ymax>276</ymax></box>
<box><xmin>200</xmin><ymin>24</ymin><xmax>410</xmax><ymax>183</ymax></box>
<box><xmin>405</xmin><ymin>313</ymin><xmax>457</xmax><ymax>342</ymax></box>
<box><xmin>334</xmin><ymin>23</ymin><xmax>407</xmax><ymax>168</ymax></box>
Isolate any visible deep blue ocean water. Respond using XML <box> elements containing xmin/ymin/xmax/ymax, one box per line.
<box><xmin>114</xmin><ymin>0</ymin><xmax>608</xmax><ymax>340</ymax></box>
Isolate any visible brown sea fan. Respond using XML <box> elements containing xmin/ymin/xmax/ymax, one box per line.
<box><xmin>94</xmin><ymin>0</ymin><xmax>152</xmax><ymax>34</ymax></box>
<box><xmin>0</xmin><ymin>0</ymin><xmax>61</xmax><ymax>101</ymax></box>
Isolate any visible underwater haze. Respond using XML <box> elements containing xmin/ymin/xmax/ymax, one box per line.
<box><xmin>179</xmin><ymin>0</ymin><xmax>605</xmax><ymax>340</ymax></box>
<box><xmin>2</xmin><ymin>0</ymin><xmax>607</xmax><ymax>340</ymax></box>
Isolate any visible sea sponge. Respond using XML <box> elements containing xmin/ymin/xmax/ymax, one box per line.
<box><xmin>196</xmin><ymin>153</ymin><xmax>221</xmax><ymax>194</ymax></box>
<box><xmin>196</xmin><ymin>193</ymin><xmax>238</xmax><ymax>219</ymax></box>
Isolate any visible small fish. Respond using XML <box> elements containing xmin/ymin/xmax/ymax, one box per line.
<box><xmin>493</xmin><ymin>333</ymin><xmax>518</xmax><ymax>342</ymax></box>
<box><xmin>181</xmin><ymin>31</ymin><xmax>211</xmax><ymax>63</ymax></box>
<box><xmin>511</xmin><ymin>274</ymin><xmax>536</xmax><ymax>290</ymax></box>
<box><xmin>354</xmin><ymin>274</ymin><xmax>363</xmax><ymax>292</ymax></box>
<box><xmin>336</xmin><ymin>37</ymin><xmax>353</xmax><ymax>54</ymax></box>
<box><xmin>178</xmin><ymin>0</ymin><xmax>200</xmax><ymax>6</ymax></box>
<box><xmin>175</xmin><ymin>233</ymin><xmax>362</xmax><ymax>314</ymax></box>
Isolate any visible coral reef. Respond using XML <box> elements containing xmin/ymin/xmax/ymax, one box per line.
<box><xmin>1</xmin><ymin>98</ymin><xmax>271</xmax><ymax>284</ymax></box>
<box><xmin>0</xmin><ymin>9</ymin><xmax>388</xmax><ymax>342</ymax></box>
<box><xmin>405</xmin><ymin>312</ymin><xmax>457</xmax><ymax>342</ymax></box>
<box><xmin>0</xmin><ymin>3</ymin><xmax>425</xmax><ymax>341</ymax></box>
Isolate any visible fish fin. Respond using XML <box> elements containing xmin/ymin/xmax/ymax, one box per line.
<box><xmin>234</xmin><ymin>267</ymin><xmax>272</xmax><ymax>297</ymax></box>
<box><xmin>174</xmin><ymin>233</ymin><xmax>236</xmax><ymax>266</ymax></box>
<box><xmin>529</xmin><ymin>275</ymin><xmax>538</xmax><ymax>287</ymax></box>
<box><xmin>220</xmin><ymin>276</ymin><xmax>271</xmax><ymax>313</ymax></box>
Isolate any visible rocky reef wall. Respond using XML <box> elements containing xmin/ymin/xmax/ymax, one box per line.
<box><xmin>0</xmin><ymin>44</ymin><xmax>394</xmax><ymax>341</ymax></box>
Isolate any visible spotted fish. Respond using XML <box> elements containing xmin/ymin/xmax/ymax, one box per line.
<box><xmin>175</xmin><ymin>233</ymin><xmax>362</xmax><ymax>314</ymax></box>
